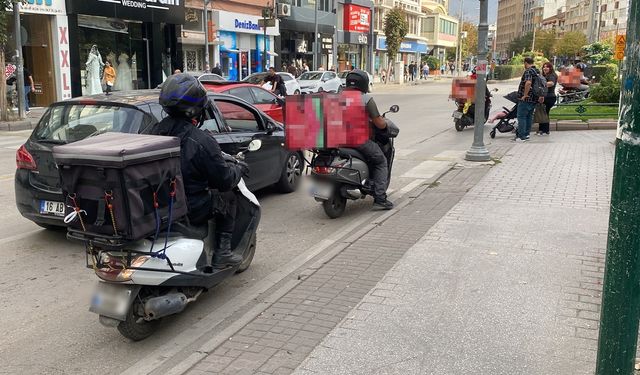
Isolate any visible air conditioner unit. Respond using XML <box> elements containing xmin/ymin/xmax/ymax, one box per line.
<box><xmin>278</xmin><ymin>3</ymin><xmax>291</xmax><ymax>17</ymax></box>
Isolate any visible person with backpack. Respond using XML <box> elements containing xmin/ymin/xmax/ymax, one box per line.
<box><xmin>514</xmin><ymin>57</ymin><xmax>543</xmax><ymax>142</ymax></box>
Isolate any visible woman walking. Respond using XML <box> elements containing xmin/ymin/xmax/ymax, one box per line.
<box><xmin>537</xmin><ymin>62</ymin><xmax>558</xmax><ymax>135</ymax></box>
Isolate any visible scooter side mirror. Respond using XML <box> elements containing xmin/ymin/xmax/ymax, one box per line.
<box><xmin>493</xmin><ymin>88</ymin><xmax>499</xmax><ymax>92</ymax></box>
<box><xmin>389</xmin><ymin>105</ymin><xmax>399</xmax><ymax>113</ymax></box>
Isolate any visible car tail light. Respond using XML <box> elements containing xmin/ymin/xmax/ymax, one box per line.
<box><xmin>95</xmin><ymin>254</ymin><xmax>149</xmax><ymax>282</ymax></box>
<box><xmin>16</xmin><ymin>145</ymin><xmax>37</xmax><ymax>170</ymax></box>
<box><xmin>313</xmin><ymin>166</ymin><xmax>336</xmax><ymax>175</ymax></box>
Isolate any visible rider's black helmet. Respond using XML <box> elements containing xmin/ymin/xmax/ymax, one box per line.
<box><xmin>159</xmin><ymin>73</ymin><xmax>208</xmax><ymax>118</ymax></box>
<box><xmin>345</xmin><ymin>69</ymin><xmax>370</xmax><ymax>93</ymax></box>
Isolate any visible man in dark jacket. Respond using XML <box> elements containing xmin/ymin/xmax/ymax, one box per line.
<box><xmin>211</xmin><ymin>63</ymin><xmax>223</xmax><ymax>76</ymax></box>
<box><xmin>151</xmin><ymin>73</ymin><xmax>246</xmax><ymax>268</ymax></box>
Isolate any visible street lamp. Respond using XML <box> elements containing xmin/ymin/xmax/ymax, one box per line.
<box><xmin>464</xmin><ymin>0</ymin><xmax>491</xmax><ymax>162</ymax></box>
<box><xmin>13</xmin><ymin>0</ymin><xmax>25</xmax><ymax>119</ymax></box>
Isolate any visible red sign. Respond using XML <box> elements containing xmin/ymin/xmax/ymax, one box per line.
<box><xmin>344</xmin><ymin>4</ymin><xmax>370</xmax><ymax>33</ymax></box>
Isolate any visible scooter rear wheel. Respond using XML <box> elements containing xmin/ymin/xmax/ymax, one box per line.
<box><xmin>454</xmin><ymin>119</ymin><xmax>465</xmax><ymax>132</ymax></box>
<box><xmin>236</xmin><ymin>234</ymin><xmax>257</xmax><ymax>273</ymax></box>
<box><xmin>322</xmin><ymin>194</ymin><xmax>347</xmax><ymax>219</ymax></box>
<box><xmin>117</xmin><ymin>300</ymin><xmax>159</xmax><ymax>341</ymax></box>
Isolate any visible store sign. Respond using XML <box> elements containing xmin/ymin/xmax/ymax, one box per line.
<box><xmin>344</xmin><ymin>4</ymin><xmax>370</xmax><ymax>33</ymax></box>
<box><xmin>215</xmin><ymin>10</ymin><xmax>279</xmax><ymax>36</ymax></box>
<box><xmin>56</xmin><ymin>17</ymin><xmax>72</xmax><ymax>99</ymax></box>
<box><xmin>7</xmin><ymin>0</ymin><xmax>66</xmax><ymax>15</ymax></box>
<box><xmin>376</xmin><ymin>36</ymin><xmax>428</xmax><ymax>54</ymax></box>
<box><xmin>69</xmin><ymin>0</ymin><xmax>184</xmax><ymax>24</ymax></box>
<box><xmin>346</xmin><ymin>32</ymin><xmax>369</xmax><ymax>45</ymax></box>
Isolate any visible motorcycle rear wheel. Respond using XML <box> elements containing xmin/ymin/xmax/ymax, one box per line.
<box><xmin>454</xmin><ymin>119</ymin><xmax>465</xmax><ymax>131</ymax></box>
<box><xmin>117</xmin><ymin>300</ymin><xmax>160</xmax><ymax>341</ymax></box>
<box><xmin>322</xmin><ymin>193</ymin><xmax>347</xmax><ymax>219</ymax></box>
<box><xmin>236</xmin><ymin>234</ymin><xmax>256</xmax><ymax>273</ymax></box>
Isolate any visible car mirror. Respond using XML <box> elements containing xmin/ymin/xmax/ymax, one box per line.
<box><xmin>266</xmin><ymin>121</ymin><xmax>277</xmax><ymax>134</ymax></box>
<box><xmin>248</xmin><ymin>139</ymin><xmax>262</xmax><ymax>152</ymax></box>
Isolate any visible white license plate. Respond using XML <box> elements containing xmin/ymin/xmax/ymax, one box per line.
<box><xmin>310</xmin><ymin>183</ymin><xmax>333</xmax><ymax>200</ymax></box>
<box><xmin>39</xmin><ymin>200</ymin><xmax>65</xmax><ymax>216</ymax></box>
<box><xmin>89</xmin><ymin>283</ymin><xmax>134</xmax><ymax>320</ymax></box>
<box><xmin>452</xmin><ymin>111</ymin><xmax>463</xmax><ymax>119</ymax></box>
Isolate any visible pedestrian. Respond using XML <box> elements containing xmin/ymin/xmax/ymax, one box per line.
<box><xmin>403</xmin><ymin>65</ymin><xmax>409</xmax><ymax>82</ymax></box>
<box><xmin>536</xmin><ymin>61</ymin><xmax>558</xmax><ymax>136</ymax></box>
<box><xmin>173</xmin><ymin>69</ymin><xmax>182</xmax><ymax>74</ymax></box>
<box><xmin>264</xmin><ymin>66</ymin><xmax>287</xmax><ymax>97</ymax></box>
<box><xmin>423</xmin><ymin>63</ymin><xmax>429</xmax><ymax>79</ymax></box>
<box><xmin>440</xmin><ymin>64</ymin><xmax>445</xmax><ymax>76</ymax></box>
<box><xmin>102</xmin><ymin>61</ymin><xmax>116</xmax><ymax>95</ymax></box>
<box><xmin>287</xmin><ymin>63</ymin><xmax>298</xmax><ymax>77</ymax></box>
<box><xmin>449</xmin><ymin>63</ymin><xmax>455</xmax><ymax>76</ymax></box>
<box><xmin>302</xmin><ymin>62</ymin><xmax>309</xmax><ymax>72</ymax></box>
<box><xmin>23</xmin><ymin>66</ymin><xmax>34</xmax><ymax>114</ymax></box>
<box><xmin>318</xmin><ymin>65</ymin><xmax>325</xmax><ymax>71</ymax></box>
<box><xmin>514</xmin><ymin>57</ymin><xmax>540</xmax><ymax>142</ymax></box>
<box><xmin>211</xmin><ymin>63</ymin><xmax>222</xmax><ymax>76</ymax></box>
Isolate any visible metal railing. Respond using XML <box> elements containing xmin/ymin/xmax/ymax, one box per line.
<box><xmin>551</xmin><ymin>102</ymin><xmax>619</xmax><ymax>119</ymax></box>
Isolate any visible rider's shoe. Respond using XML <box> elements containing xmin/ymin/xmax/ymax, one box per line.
<box><xmin>372</xmin><ymin>198</ymin><xmax>394</xmax><ymax>210</ymax></box>
<box><xmin>212</xmin><ymin>233</ymin><xmax>243</xmax><ymax>268</ymax></box>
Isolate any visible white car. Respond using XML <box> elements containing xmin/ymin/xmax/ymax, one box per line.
<box><xmin>243</xmin><ymin>72</ymin><xmax>301</xmax><ymax>95</ymax></box>
<box><xmin>297</xmin><ymin>71</ymin><xmax>342</xmax><ymax>94</ymax></box>
<box><xmin>338</xmin><ymin>71</ymin><xmax>374</xmax><ymax>92</ymax></box>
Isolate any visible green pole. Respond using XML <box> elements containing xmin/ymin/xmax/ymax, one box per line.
<box><xmin>596</xmin><ymin>0</ymin><xmax>640</xmax><ymax>372</ymax></box>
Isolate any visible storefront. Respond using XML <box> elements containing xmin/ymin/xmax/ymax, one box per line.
<box><xmin>66</xmin><ymin>0</ymin><xmax>184</xmax><ymax>97</ymax></box>
<box><xmin>336</xmin><ymin>1</ymin><xmax>374</xmax><ymax>72</ymax></box>
<box><xmin>374</xmin><ymin>35</ymin><xmax>428</xmax><ymax>74</ymax></box>
<box><xmin>5</xmin><ymin>0</ymin><xmax>70</xmax><ymax>106</ymax></box>
<box><xmin>213</xmin><ymin>10</ymin><xmax>279</xmax><ymax>81</ymax></box>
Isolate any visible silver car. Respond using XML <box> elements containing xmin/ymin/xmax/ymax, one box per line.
<box><xmin>297</xmin><ymin>71</ymin><xmax>342</xmax><ymax>94</ymax></box>
<box><xmin>338</xmin><ymin>71</ymin><xmax>374</xmax><ymax>92</ymax></box>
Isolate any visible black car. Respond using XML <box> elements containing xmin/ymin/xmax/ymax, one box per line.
<box><xmin>15</xmin><ymin>90</ymin><xmax>304</xmax><ymax>229</ymax></box>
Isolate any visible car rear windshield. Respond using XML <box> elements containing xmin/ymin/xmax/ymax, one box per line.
<box><xmin>32</xmin><ymin>104</ymin><xmax>149</xmax><ymax>144</ymax></box>
<box><xmin>244</xmin><ymin>73</ymin><xmax>268</xmax><ymax>84</ymax></box>
<box><xmin>299</xmin><ymin>72</ymin><xmax>323</xmax><ymax>80</ymax></box>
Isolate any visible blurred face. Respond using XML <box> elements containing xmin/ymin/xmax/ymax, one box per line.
<box><xmin>268</xmin><ymin>68</ymin><xmax>275</xmax><ymax>76</ymax></box>
<box><xmin>543</xmin><ymin>65</ymin><xmax>551</xmax><ymax>74</ymax></box>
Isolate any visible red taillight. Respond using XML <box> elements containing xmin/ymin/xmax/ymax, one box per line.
<box><xmin>16</xmin><ymin>145</ymin><xmax>37</xmax><ymax>170</ymax></box>
<box><xmin>313</xmin><ymin>166</ymin><xmax>336</xmax><ymax>174</ymax></box>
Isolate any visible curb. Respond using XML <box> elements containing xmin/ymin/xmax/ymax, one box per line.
<box><xmin>0</xmin><ymin>120</ymin><xmax>34</xmax><ymax>132</ymax></box>
<box><xmin>552</xmin><ymin>119</ymin><xmax>617</xmax><ymax>131</ymax></box>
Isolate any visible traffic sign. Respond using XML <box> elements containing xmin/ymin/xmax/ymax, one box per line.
<box><xmin>615</xmin><ymin>51</ymin><xmax>625</xmax><ymax>61</ymax></box>
<box><xmin>615</xmin><ymin>34</ymin><xmax>626</xmax><ymax>61</ymax></box>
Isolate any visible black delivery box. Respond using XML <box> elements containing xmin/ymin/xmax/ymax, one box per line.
<box><xmin>53</xmin><ymin>133</ymin><xmax>187</xmax><ymax>241</ymax></box>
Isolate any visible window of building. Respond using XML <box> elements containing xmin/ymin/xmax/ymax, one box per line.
<box><xmin>183</xmin><ymin>8</ymin><xmax>204</xmax><ymax>32</ymax></box>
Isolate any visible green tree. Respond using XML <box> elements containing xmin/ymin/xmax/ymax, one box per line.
<box><xmin>383</xmin><ymin>7</ymin><xmax>408</xmax><ymax>82</ymax></box>
<box><xmin>534</xmin><ymin>29</ymin><xmax>556</xmax><ymax>58</ymax></box>
<box><xmin>0</xmin><ymin>1</ymin><xmax>21</xmax><ymax>121</ymax></box>
<box><xmin>555</xmin><ymin>31</ymin><xmax>588</xmax><ymax>58</ymax></box>
<box><xmin>461</xmin><ymin>22</ymin><xmax>478</xmax><ymax>59</ymax></box>
<box><xmin>507</xmin><ymin>32</ymin><xmax>534</xmax><ymax>56</ymax></box>
<box><xmin>582</xmin><ymin>42</ymin><xmax>614</xmax><ymax>65</ymax></box>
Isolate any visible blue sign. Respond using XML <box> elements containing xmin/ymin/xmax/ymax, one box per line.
<box><xmin>376</xmin><ymin>36</ymin><xmax>428</xmax><ymax>54</ymax></box>
<box><xmin>234</xmin><ymin>19</ymin><xmax>261</xmax><ymax>31</ymax></box>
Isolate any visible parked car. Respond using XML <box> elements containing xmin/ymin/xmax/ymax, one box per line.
<box><xmin>202</xmin><ymin>81</ymin><xmax>284</xmax><ymax>123</ymax></box>
<box><xmin>197</xmin><ymin>73</ymin><xmax>225</xmax><ymax>82</ymax></box>
<box><xmin>242</xmin><ymin>72</ymin><xmax>301</xmax><ymax>95</ymax></box>
<box><xmin>15</xmin><ymin>90</ymin><xmax>304</xmax><ymax>229</ymax></box>
<box><xmin>297</xmin><ymin>71</ymin><xmax>342</xmax><ymax>94</ymax></box>
<box><xmin>338</xmin><ymin>71</ymin><xmax>374</xmax><ymax>92</ymax></box>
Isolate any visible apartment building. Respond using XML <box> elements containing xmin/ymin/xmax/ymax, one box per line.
<box><xmin>420</xmin><ymin>0</ymin><xmax>458</xmax><ymax>65</ymax></box>
<box><xmin>564</xmin><ymin>0</ymin><xmax>590</xmax><ymax>33</ymax></box>
<box><xmin>597</xmin><ymin>0</ymin><xmax>628</xmax><ymax>39</ymax></box>
<box><xmin>496</xmin><ymin>0</ymin><xmax>524</xmax><ymax>54</ymax></box>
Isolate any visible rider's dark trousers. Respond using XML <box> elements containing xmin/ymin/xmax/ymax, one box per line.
<box><xmin>356</xmin><ymin>140</ymin><xmax>388</xmax><ymax>201</ymax></box>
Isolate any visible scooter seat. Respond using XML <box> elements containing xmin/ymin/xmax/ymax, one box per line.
<box><xmin>172</xmin><ymin>222</ymin><xmax>208</xmax><ymax>240</ymax></box>
<box><xmin>337</xmin><ymin>148</ymin><xmax>367</xmax><ymax>161</ymax></box>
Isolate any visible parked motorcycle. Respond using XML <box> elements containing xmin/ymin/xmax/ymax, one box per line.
<box><xmin>452</xmin><ymin>87</ymin><xmax>496</xmax><ymax>131</ymax></box>
<box><xmin>557</xmin><ymin>84</ymin><xmax>589</xmax><ymax>103</ymax></box>
<box><xmin>71</xmin><ymin>140</ymin><xmax>262</xmax><ymax>341</ymax></box>
<box><xmin>309</xmin><ymin>105</ymin><xmax>400</xmax><ymax>219</ymax></box>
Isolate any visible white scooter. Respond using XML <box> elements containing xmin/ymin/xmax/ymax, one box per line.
<box><xmin>72</xmin><ymin>141</ymin><xmax>262</xmax><ymax>341</ymax></box>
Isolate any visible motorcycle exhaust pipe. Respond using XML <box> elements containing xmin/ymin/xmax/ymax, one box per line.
<box><xmin>144</xmin><ymin>293</ymin><xmax>188</xmax><ymax>320</ymax></box>
<box><xmin>345</xmin><ymin>189</ymin><xmax>364</xmax><ymax>200</ymax></box>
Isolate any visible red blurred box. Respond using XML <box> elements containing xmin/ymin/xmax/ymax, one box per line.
<box><xmin>451</xmin><ymin>78</ymin><xmax>476</xmax><ymax>101</ymax></box>
<box><xmin>285</xmin><ymin>91</ymin><xmax>370</xmax><ymax>150</ymax></box>
<box><xmin>558</xmin><ymin>67</ymin><xmax>583</xmax><ymax>88</ymax></box>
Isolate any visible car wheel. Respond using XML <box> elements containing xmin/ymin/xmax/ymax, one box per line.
<box><xmin>276</xmin><ymin>152</ymin><xmax>303</xmax><ymax>193</ymax></box>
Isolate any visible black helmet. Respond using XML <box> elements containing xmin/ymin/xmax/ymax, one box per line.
<box><xmin>345</xmin><ymin>69</ymin><xmax>370</xmax><ymax>93</ymax></box>
<box><xmin>159</xmin><ymin>73</ymin><xmax>208</xmax><ymax>118</ymax></box>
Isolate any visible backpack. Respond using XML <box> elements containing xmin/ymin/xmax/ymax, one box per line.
<box><xmin>532</xmin><ymin>69</ymin><xmax>548</xmax><ymax>97</ymax></box>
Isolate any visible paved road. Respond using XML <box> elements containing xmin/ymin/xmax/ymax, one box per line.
<box><xmin>0</xmin><ymin>80</ymin><xmax>519</xmax><ymax>374</ymax></box>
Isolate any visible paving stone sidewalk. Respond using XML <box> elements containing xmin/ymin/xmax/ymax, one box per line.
<box><xmin>295</xmin><ymin>131</ymin><xmax>615</xmax><ymax>375</ymax></box>
<box><xmin>185</xmin><ymin>145</ymin><xmax>512</xmax><ymax>375</ymax></box>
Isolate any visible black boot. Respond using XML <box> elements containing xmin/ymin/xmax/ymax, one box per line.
<box><xmin>212</xmin><ymin>232</ymin><xmax>243</xmax><ymax>268</ymax></box>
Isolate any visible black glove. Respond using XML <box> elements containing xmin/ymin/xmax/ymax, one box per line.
<box><xmin>237</xmin><ymin>160</ymin><xmax>249</xmax><ymax>177</ymax></box>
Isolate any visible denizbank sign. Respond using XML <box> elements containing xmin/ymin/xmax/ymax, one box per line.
<box><xmin>216</xmin><ymin>10</ymin><xmax>279</xmax><ymax>36</ymax></box>
<box><xmin>69</xmin><ymin>0</ymin><xmax>184</xmax><ymax>24</ymax></box>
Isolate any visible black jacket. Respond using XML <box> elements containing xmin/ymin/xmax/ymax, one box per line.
<box><xmin>150</xmin><ymin>116</ymin><xmax>241</xmax><ymax>223</ymax></box>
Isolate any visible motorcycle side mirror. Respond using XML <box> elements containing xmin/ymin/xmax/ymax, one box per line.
<box><xmin>248</xmin><ymin>139</ymin><xmax>262</xmax><ymax>152</ymax></box>
<box><xmin>493</xmin><ymin>88</ymin><xmax>499</xmax><ymax>92</ymax></box>
<box><xmin>389</xmin><ymin>105</ymin><xmax>399</xmax><ymax>113</ymax></box>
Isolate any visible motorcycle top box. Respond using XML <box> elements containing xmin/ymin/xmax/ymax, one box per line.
<box><xmin>53</xmin><ymin>133</ymin><xmax>187</xmax><ymax>243</ymax></box>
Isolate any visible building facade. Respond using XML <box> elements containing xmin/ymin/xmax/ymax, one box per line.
<box><xmin>336</xmin><ymin>0</ymin><xmax>375</xmax><ymax>72</ymax></box>
<box><xmin>564</xmin><ymin>0</ymin><xmax>590</xmax><ymax>33</ymax></box>
<box><xmin>540</xmin><ymin>8</ymin><xmax>566</xmax><ymax>38</ymax></box>
<box><xmin>496</xmin><ymin>0</ymin><xmax>524</xmax><ymax>54</ymax></box>
<box><xmin>420</xmin><ymin>0</ymin><xmax>458</xmax><ymax>66</ymax></box>
<box><xmin>597</xmin><ymin>0</ymin><xmax>628</xmax><ymax>39</ymax></box>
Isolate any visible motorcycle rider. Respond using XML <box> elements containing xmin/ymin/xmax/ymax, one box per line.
<box><xmin>344</xmin><ymin>69</ymin><xmax>394</xmax><ymax>210</ymax></box>
<box><xmin>151</xmin><ymin>73</ymin><xmax>246</xmax><ymax>268</ymax></box>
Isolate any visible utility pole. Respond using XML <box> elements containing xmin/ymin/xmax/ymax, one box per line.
<box><xmin>204</xmin><ymin>0</ymin><xmax>211</xmax><ymax>72</ymax></box>
<box><xmin>456</xmin><ymin>0</ymin><xmax>465</xmax><ymax>76</ymax></box>
<box><xmin>13</xmin><ymin>0</ymin><xmax>25</xmax><ymax>120</ymax></box>
<box><xmin>313</xmin><ymin>0</ymin><xmax>319</xmax><ymax>70</ymax></box>
<box><xmin>595</xmin><ymin>0</ymin><xmax>640</xmax><ymax>371</ymax></box>
<box><xmin>464</xmin><ymin>0</ymin><xmax>490</xmax><ymax>162</ymax></box>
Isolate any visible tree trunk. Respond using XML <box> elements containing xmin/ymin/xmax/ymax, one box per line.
<box><xmin>385</xmin><ymin>60</ymin><xmax>393</xmax><ymax>84</ymax></box>
<box><xmin>0</xmin><ymin>51</ymin><xmax>7</xmax><ymax>121</ymax></box>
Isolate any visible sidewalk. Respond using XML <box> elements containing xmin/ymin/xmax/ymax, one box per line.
<box><xmin>295</xmin><ymin>131</ymin><xmax>614</xmax><ymax>375</ymax></box>
<box><xmin>0</xmin><ymin>107</ymin><xmax>45</xmax><ymax>131</ymax></box>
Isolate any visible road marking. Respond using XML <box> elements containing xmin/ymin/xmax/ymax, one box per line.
<box><xmin>0</xmin><ymin>174</ymin><xmax>15</xmax><ymax>181</ymax></box>
<box><xmin>0</xmin><ymin>228</ymin><xmax>43</xmax><ymax>243</ymax></box>
<box><xmin>401</xmin><ymin>160</ymin><xmax>452</xmax><ymax>179</ymax></box>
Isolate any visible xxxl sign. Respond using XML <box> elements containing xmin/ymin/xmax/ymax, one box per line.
<box><xmin>69</xmin><ymin>0</ymin><xmax>184</xmax><ymax>24</ymax></box>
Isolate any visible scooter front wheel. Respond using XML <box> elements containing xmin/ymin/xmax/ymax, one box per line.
<box><xmin>117</xmin><ymin>300</ymin><xmax>160</xmax><ymax>341</ymax></box>
<box><xmin>322</xmin><ymin>193</ymin><xmax>347</xmax><ymax>219</ymax></box>
<box><xmin>236</xmin><ymin>234</ymin><xmax>256</xmax><ymax>273</ymax></box>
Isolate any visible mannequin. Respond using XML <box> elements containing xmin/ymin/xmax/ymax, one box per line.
<box><xmin>85</xmin><ymin>45</ymin><xmax>104</xmax><ymax>95</ymax></box>
<box><xmin>114</xmin><ymin>53</ymin><xmax>133</xmax><ymax>91</ymax></box>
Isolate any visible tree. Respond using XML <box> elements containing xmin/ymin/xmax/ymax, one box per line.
<box><xmin>555</xmin><ymin>31</ymin><xmax>588</xmax><ymax>58</ymax></box>
<box><xmin>0</xmin><ymin>1</ymin><xmax>24</xmax><ymax>121</ymax></box>
<box><xmin>507</xmin><ymin>32</ymin><xmax>534</xmax><ymax>56</ymax></box>
<box><xmin>461</xmin><ymin>22</ymin><xmax>478</xmax><ymax>59</ymax></box>
<box><xmin>383</xmin><ymin>7</ymin><xmax>408</xmax><ymax>83</ymax></box>
<box><xmin>534</xmin><ymin>29</ymin><xmax>556</xmax><ymax>58</ymax></box>
<box><xmin>582</xmin><ymin>41</ymin><xmax>614</xmax><ymax>65</ymax></box>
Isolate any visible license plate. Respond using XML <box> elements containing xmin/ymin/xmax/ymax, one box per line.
<box><xmin>39</xmin><ymin>200</ymin><xmax>65</xmax><ymax>216</ymax></box>
<box><xmin>310</xmin><ymin>183</ymin><xmax>333</xmax><ymax>200</ymax></box>
<box><xmin>89</xmin><ymin>283</ymin><xmax>135</xmax><ymax>320</ymax></box>
<box><xmin>452</xmin><ymin>111</ymin><xmax>463</xmax><ymax>119</ymax></box>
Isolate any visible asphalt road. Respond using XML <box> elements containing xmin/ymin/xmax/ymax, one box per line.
<box><xmin>0</xmin><ymin>79</ymin><xmax>519</xmax><ymax>374</ymax></box>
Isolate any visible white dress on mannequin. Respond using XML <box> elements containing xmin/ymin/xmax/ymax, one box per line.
<box><xmin>85</xmin><ymin>48</ymin><xmax>104</xmax><ymax>95</ymax></box>
<box><xmin>114</xmin><ymin>53</ymin><xmax>133</xmax><ymax>91</ymax></box>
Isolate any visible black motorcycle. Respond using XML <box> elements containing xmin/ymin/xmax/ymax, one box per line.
<box><xmin>309</xmin><ymin>105</ymin><xmax>400</xmax><ymax>219</ymax></box>
<box><xmin>452</xmin><ymin>88</ymin><xmax>496</xmax><ymax>131</ymax></box>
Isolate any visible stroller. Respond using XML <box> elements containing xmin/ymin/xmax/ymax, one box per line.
<box><xmin>489</xmin><ymin>91</ymin><xmax>518</xmax><ymax>139</ymax></box>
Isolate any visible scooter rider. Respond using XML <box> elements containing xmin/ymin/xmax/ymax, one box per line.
<box><xmin>344</xmin><ymin>69</ymin><xmax>394</xmax><ymax>210</ymax></box>
<box><xmin>151</xmin><ymin>73</ymin><xmax>246</xmax><ymax>268</ymax></box>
